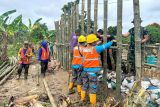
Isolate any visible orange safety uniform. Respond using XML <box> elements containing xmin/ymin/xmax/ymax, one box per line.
<box><xmin>41</xmin><ymin>47</ymin><xmax>50</xmax><ymax>60</ymax></box>
<box><xmin>19</xmin><ymin>48</ymin><xmax>32</xmax><ymax>64</ymax></box>
<box><xmin>72</xmin><ymin>46</ymin><xmax>84</xmax><ymax>65</ymax></box>
<box><xmin>82</xmin><ymin>46</ymin><xmax>101</xmax><ymax>68</ymax></box>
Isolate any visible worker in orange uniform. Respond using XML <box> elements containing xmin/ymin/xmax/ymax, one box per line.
<box><xmin>38</xmin><ymin>40</ymin><xmax>50</xmax><ymax>77</ymax></box>
<box><xmin>69</xmin><ymin>35</ymin><xmax>86</xmax><ymax>94</ymax></box>
<box><xmin>80</xmin><ymin>34</ymin><xmax>116</xmax><ymax>106</ymax></box>
<box><xmin>17</xmin><ymin>41</ymin><xmax>32</xmax><ymax>80</ymax></box>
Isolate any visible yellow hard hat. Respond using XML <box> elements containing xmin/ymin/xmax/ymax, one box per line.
<box><xmin>87</xmin><ymin>34</ymin><xmax>99</xmax><ymax>43</ymax></box>
<box><xmin>78</xmin><ymin>35</ymin><xmax>86</xmax><ymax>43</ymax></box>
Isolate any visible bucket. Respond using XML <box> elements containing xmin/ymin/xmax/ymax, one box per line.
<box><xmin>147</xmin><ymin>55</ymin><xmax>157</xmax><ymax>65</ymax></box>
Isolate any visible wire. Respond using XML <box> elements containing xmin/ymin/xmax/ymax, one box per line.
<box><xmin>79</xmin><ymin>0</ymin><xmax>130</xmax><ymax>5</ymax></box>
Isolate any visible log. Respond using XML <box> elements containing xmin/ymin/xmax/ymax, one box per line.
<box><xmin>0</xmin><ymin>61</ymin><xmax>7</xmax><ymax>69</ymax></box>
<box><xmin>0</xmin><ymin>66</ymin><xmax>13</xmax><ymax>79</ymax></box>
<box><xmin>0</xmin><ymin>64</ymin><xmax>9</xmax><ymax>73</ymax></box>
<box><xmin>15</xmin><ymin>95</ymin><xmax>39</xmax><ymax>105</ymax></box>
<box><xmin>0</xmin><ymin>65</ymin><xmax>16</xmax><ymax>85</ymax></box>
<box><xmin>30</xmin><ymin>99</ymin><xmax>44</xmax><ymax>107</ymax></box>
<box><xmin>43</xmin><ymin>78</ymin><xmax>57</xmax><ymax>107</ymax></box>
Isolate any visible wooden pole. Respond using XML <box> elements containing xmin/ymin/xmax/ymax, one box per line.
<box><xmin>103</xmin><ymin>0</ymin><xmax>108</xmax><ymax>79</ymax></box>
<box><xmin>156</xmin><ymin>45</ymin><xmax>160</xmax><ymax>70</ymax></box>
<box><xmin>94</xmin><ymin>0</ymin><xmax>98</xmax><ymax>34</ymax></box>
<box><xmin>43</xmin><ymin>78</ymin><xmax>57</xmax><ymax>107</ymax></box>
<box><xmin>54</xmin><ymin>21</ymin><xmax>60</xmax><ymax>62</ymax></box>
<box><xmin>73</xmin><ymin>3</ymin><xmax>76</xmax><ymax>34</ymax></box>
<box><xmin>87</xmin><ymin>0</ymin><xmax>91</xmax><ymax>34</ymax></box>
<box><xmin>15</xmin><ymin>95</ymin><xmax>39</xmax><ymax>105</ymax></box>
<box><xmin>60</xmin><ymin>18</ymin><xmax>63</xmax><ymax>67</ymax></box>
<box><xmin>81</xmin><ymin>0</ymin><xmax>85</xmax><ymax>34</ymax></box>
<box><xmin>116</xmin><ymin>0</ymin><xmax>123</xmax><ymax>100</ymax></box>
<box><xmin>133</xmin><ymin>0</ymin><xmax>142</xmax><ymax>80</ymax></box>
<box><xmin>76</xmin><ymin>3</ymin><xmax>79</xmax><ymax>29</ymax></box>
<box><xmin>64</xmin><ymin>10</ymin><xmax>67</xmax><ymax>70</ymax></box>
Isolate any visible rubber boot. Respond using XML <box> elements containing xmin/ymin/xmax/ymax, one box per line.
<box><xmin>78</xmin><ymin>90</ymin><xmax>86</xmax><ymax>106</ymax></box>
<box><xmin>68</xmin><ymin>82</ymin><xmax>75</xmax><ymax>94</ymax></box>
<box><xmin>24</xmin><ymin>74</ymin><xmax>28</xmax><ymax>80</ymax></box>
<box><xmin>77</xmin><ymin>85</ymin><xmax>81</xmax><ymax>95</ymax></box>
<box><xmin>81</xmin><ymin>90</ymin><xmax>86</xmax><ymax>101</ymax></box>
<box><xmin>69</xmin><ymin>82</ymin><xmax>74</xmax><ymax>89</ymax></box>
<box><xmin>89</xmin><ymin>94</ymin><xmax>96</xmax><ymax>106</ymax></box>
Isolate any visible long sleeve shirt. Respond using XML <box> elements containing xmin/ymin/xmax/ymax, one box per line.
<box><xmin>38</xmin><ymin>47</ymin><xmax>48</xmax><ymax>62</ymax></box>
<box><xmin>83</xmin><ymin>41</ymin><xmax>113</xmax><ymax>72</ymax></box>
<box><xmin>70</xmin><ymin>33</ymin><xmax>78</xmax><ymax>52</ymax></box>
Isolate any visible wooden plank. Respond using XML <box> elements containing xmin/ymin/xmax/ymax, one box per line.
<box><xmin>43</xmin><ymin>78</ymin><xmax>57</xmax><ymax>107</ymax></box>
<box><xmin>15</xmin><ymin>95</ymin><xmax>39</xmax><ymax>105</ymax></box>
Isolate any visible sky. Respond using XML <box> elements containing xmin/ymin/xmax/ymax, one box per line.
<box><xmin>0</xmin><ymin>0</ymin><xmax>159</xmax><ymax>32</ymax></box>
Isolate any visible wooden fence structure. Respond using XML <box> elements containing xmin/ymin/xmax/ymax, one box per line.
<box><xmin>54</xmin><ymin>0</ymin><xmax>159</xmax><ymax>101</ymax></box>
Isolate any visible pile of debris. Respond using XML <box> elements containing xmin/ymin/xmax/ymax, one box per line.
<box><xmin>99</xmin><ymin>70</ymin><xmax>160</xmax><ymax>106</ymax></box>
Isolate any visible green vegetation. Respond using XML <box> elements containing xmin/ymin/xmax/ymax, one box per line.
<box><xmin>146</xmin><ymin>23</ymin><xmax>160</xmax><ymax>44</ymax></box>
<box><xmin>0</xmin><ymin>10</ymin><xmax>55</xmax><ymax>58</ymax></box>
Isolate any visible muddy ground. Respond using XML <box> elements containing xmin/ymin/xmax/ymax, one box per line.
<box><xmin>0</xmin><ymin>63</ymin><xmax>69</xmax><ymax>106</ymax></box>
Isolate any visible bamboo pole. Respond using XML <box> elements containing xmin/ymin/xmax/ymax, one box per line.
<box><xmin>0</xmin><ymin>62</ymin><xmax>7</xmax><ymax>69</ymax></box>
<box><xmin>87</xmin><ymin>0</ymin><xmax>91</xmax><ymax>34</ymax></box>
<box><xmin>62</xmin><ymin>17</ymin><xmax>65</xmax><ymax>69</ymax></box>
<box><xmin>0</xmin><ymin>66</ymin><xmax>16</xmax><ymax>85</ymax></box>
<box><xmin>76</xmin><ymin>3</ymin><xmax>79</xmax><ymax>29</ymax></box>
<box><xmin>103</xmin><ymin>0</ymin><xmax>108</xmax><ymax>79</ymax></box>
<box><xmin>94</xmin><ymin>0</ymin><xmax>98</xmax><ymax>34</ymax></box>
<box><xmin>43</xmin><ymin>78</ymin><xmax>57</xmax><ymax>107</ymax></box>
<box><xmin>60</xmin><ymin>17</ymin><xmax>64</xmax><ymax>68</ymax></box>
<box><xmin>64</xmin><ymin>10</ymin><xmax>67</xmax><ymax>70</ymax></box>
<box><xmin>69</xmin><ymin>12</ymin><xmax>72</xmax><ymax>70</ymax></box>
<box><xmin>116</xmin><ymin>0</ymin><xmax>123</xmax><ymax>100</ymax></box>
<box><xmin>54</xmin><ymin>21</ymin><xmax>60</xmax><ymax>62</ymax></box>
<box><xmin>72</xmin><ymin>3</ymin><xmax>76</xmax><ymax>34</ymax></box>
<box><xmin>58</xmin><ymin>21</ymin><xmax>61</xmax><ymax>66</ymax></box>
<box><xmin>81</xmin><ymin>0</ymin><xmax>85</xmax><ymax>34</ymax></box>
<box><xmin>133</xmin><ymin>0</ymin><xmax>142</xmax><ymax>80</ymax></box>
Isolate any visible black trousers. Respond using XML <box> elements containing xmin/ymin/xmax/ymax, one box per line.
<box><xmin>41</xmin><ymin>62</ymin><xmax>48</xmax><ymax>75</ymax></box>
<box><xmin>17</xmin><ymin>64</ymin><xmax>29</xmax><ymax>76</ymax></box>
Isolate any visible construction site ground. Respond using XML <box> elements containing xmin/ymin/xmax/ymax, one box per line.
<box><xmin>0</xmin><ymin>62</ymin><xmax>70</xmax><ymax>106</ymax></box>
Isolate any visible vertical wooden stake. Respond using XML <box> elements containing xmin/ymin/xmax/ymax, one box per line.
<box><xmin>94</xmin><ymin>0</ymin><xmax>98</xmax><ymax>34</ymax></box>
<box><xmin>81</xmin><ymin>0</ymin><xmax>85</xmax><ymax>34</ymax></box>
<box><xmin>116</xmin><ymin>0</ymin><xmax>123</xmax><ymax>100</ymax></box>
<box><xmin>87</xmin><ymin>0</ymin><xmax>91</xmax><ymax>34</ymax></box>
<box><xmin>133</xmin><ymin>0</ymin><xmax>142</xmax><ymax>81</ymax></box>
<box><xmin>103</xmin><ymin>0</ymin><xmax>108</xmax><ymax>79</ymax></box>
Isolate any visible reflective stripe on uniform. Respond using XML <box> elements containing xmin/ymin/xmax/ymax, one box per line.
<box><xmin>84</xmin><ymin>58</ymin><xmax>100</xmax><ymax>61</ymax></box>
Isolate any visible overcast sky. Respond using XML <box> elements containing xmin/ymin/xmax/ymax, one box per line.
<box><xmin>0</xmin><ymin>0</ymin><xmax>159</xmax><ymax>32</ymax></box>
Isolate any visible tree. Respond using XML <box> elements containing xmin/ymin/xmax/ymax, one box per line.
<box><xmin>0</xmin><ymin>10</ymin><xmax>23</xmax><ymax>61</ymax></box>
<box><xmin>108</xmin><ymin>26</ymin><xmax>117</xmax><ymax>35</ymax></box>
<box><xmin>146</xmin><ymin>23</ymin><xmax>160</xmax><ymax>44</ymax></box>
